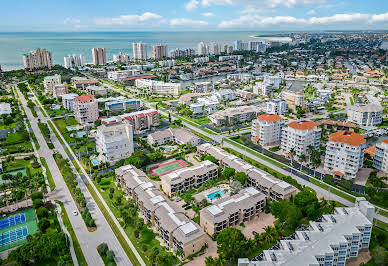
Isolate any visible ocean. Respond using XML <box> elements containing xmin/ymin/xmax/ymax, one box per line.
<box><xmin>0</xmin><ymin>31</ymin><xmax>278</xmax><ymax>71</ymax></box>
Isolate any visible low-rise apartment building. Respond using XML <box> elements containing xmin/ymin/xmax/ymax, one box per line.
<box><xmin>135</xmin><ymin>79</ymin><xmax>181</xmax><ymax>96</ymax></box>
<box><xmin>105</xmin><ymin>98</ymin><xmax>141</xmax><ymax>112</ymax></box>
<box><xmin>236</xmin><ymin>89</ymin><xmax>255</xmax><ymax>100</ymax></box>
<box><xmin>266</xmin><ymin>98</ymin><xmax>288</xmax><ymax>115</ymax></box>
<box><xmin>161</xmin><ymin>160</ymin><xmax>218</xmax><ymax>197</ymax></box>
<box><xmin>281</xmin><ymin>120</ymin><xmax>321</xmax><ymax>156</ymax></box>
<box><xmin>96</xmin><ymin>121</ymin><xmax>134</xmax><ymax>163</ymax></box>
<box><xmin>53</xmin><ymin>83</ymin><xmax>68</xmax><ymax>98</ymax></box>
<box><xmin>200</xmin><ymin>187</ymin><xmax>265</xmax><ymax>236</ymax></box>
<box><xmin>62</xmin><ymin>93</ymin><xmax>79</xmax><ymax>111</ymax></box>
<box><xmin>282</xmin><ymin>89</ymin><xmax>305</xmax><ymax>111</ymax></box>
<box><xmin>147</xmin><ymin>128</ymin><xmax>201</xmax><ymax>147</ymax></box>
<box><xmin>43</xmin><ymin>74</ymin><xmax>61</xmax><ymax>94</ymax></box>
<box><xmin>73</xmin><ymin>79</ymin><xmax>99</xmax><ymax>90</ymax></box>
<box><xmin>107</xmin><ymin>70</ymin><xmax>139</xmax><ymax>82</ymax></box>
<box><xmin>209</xmin><ymin>106</ymin><xmax>259</xmax><ymax>126</ymax></box>
<box><xmin>86</xmin><ymin>85</ymin><xmax>108</xmax><ymax>96</ymax></box>
<box><xmin>101</xmin><ymin>109</ymin><xmax>159</xmax><ymax>134</ymax></box>
<box><xmin>214</xmin><ymin>89</ymin><xmax>236</xmax><ymax>102</ymax></box>
<box><xmin>251</xmin><ymin>114</ymin><xmax>284</xmax><ymax>146</ymax></box>
<box><xmin>239</xmin><ymin>198</ymin><xmax>374</xmax><ymax>266</ymax></box>
<box><xmin>193</xmin><ymin>82</ymin><xmax>214</xmax><ymax>93</ymax></box>
<box><xmin>73</xmin><ymin>94</ymin><xmax>99</xmax><ymax>124</ymax></box>
<box><xmin>197</xmin><ymin>144</ymin><xmax>297</xmax><ymax>201</ymax></box>
<box><xmin>373</xmin><ymin>139</ymin><xmax>388</xmax><ymax>173</ymax></box>
<box><xmin>115</xmin><ymin>165</ymin><xmax>206</xmax><ymax>257</ymax></box>
<box><xmin>324</xmin><ymin>131</ymin><xmax>366</xmax><ymax>180</ymax></box>
<box><xmin>347</xmin><ymin>104</ymin><xmax>384</xmax><ymax>127</ymax></box>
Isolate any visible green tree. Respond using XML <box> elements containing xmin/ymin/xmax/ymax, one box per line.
<box><xmin>371</xmin><ymin>246</ymin><xmax>388</xmax><ymax>266</ymax></box>
<box><xmin>216</xmin><ymin>228</ymin><xmax>247</xmax><ymax>262</ymax></box>
<box><xmin>203</xmin><ymin>155</ymin><xmax>217</xmax><ymax>164</ymax></box>
<box><xmin>38</xmin><ymin>218</ymin><xmax>50</xmax><ymax>233</ymax></box>
<box><xmin>36</xmin><ymin>207</ymin><xmax>49</xmax><ymax>219</ymax></box>
<box><xmin>234</xmin><ymin>172</ymin><xmax>248</xmax><ymax>186</ymax></box>
<box><xmin>223</xmin><ymin>167</ymin><xmax>235</xmax><ymax>180</ymax></box>
<box><xmin>97</xmin><ymin>243</ymin><xmax>109</xmax><ymax>256</ymax></box>
<box><xmin>33</xmin><ymin>198</ymin><xmax>44</xmax><ymax>209</ymax></box>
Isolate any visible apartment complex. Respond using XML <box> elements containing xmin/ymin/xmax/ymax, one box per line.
<box><xmin>62</xmin><ymin>93</ymin><xmax>79</xmax><ymax>111</ymax></box>
<box><xmin>107</xmin><ymin>70</ymin><xmax>139</xmax><ymax>82</ymax></box>
<box><xmin>200</xmin><ymin>187</ymin><xmax>265</xmax><ymax>236</ymax></box>
<box><xmin>251</xmin><ymin>114</ymin><xmax>284</xmax><ymax>146</ymax></box>
<box><xmin>281</xmin><ymin>120</ymin><xmax>321</xmax><ymax>156</ymax></box>
<box><xmin>53</xmin><ymin>84</ymin><xmax>68</xmax><ymax>98</ymax></box>
<box><xmin>152</xmin><ymin>44</ymin><xmax>168</xmax><ymax>59</ymax></box>
<box><xmin>96</xmin><ymin>121</ymin><xmax>134</xmax><ymax>163</ymax></box>
<box><xmin>197</xmin><ymin>42</ymin><xmax>208</xmax><ymax>55</ymax></box>
<box><xmin>105</xmin><ymin>98</ymin><xmax>141</xmax><ymax>112</ymax></box>
<box><xmin>135</xmin><ymin>79</ymin><xmax>181</xmax><ymax>96</ymax></box>
<box><xmin>147</xmin><ymin>128</ymin><xmax>201</xmax><ymax>147</ymax></box>
<box><xmin>282</xmin><ymin>89</ymin><xmax>305</xmax><ymax>111</ymax></box>
<box><xmin>347</xmin><ymin>104</ymin><xmax>384</xmax><ymax>127</ymax></box>
<box><xmin>373</xmin><ymin>139</ymin><xmax>388</xmax><ymax>173</ymax></box>
<box><xmin>86</xmin><ymin>86</ymin><xmax>108</xmax><ymax>96</ymax></box>
<box><xmin>73</xmin><ymin>79</ymin><xmax>99</xmax><ymax>90</ymax></box>
<box><xmin>43</xmin><ymin>74</ymin><xmax>61</xmax><ymax>94</ymax></box>
<box><xmin>115</xmin><ymin>165</ymin><xmax>206</xmax><ymax>257</ymax></box>
<box><xmin>64</xmin><ymin>54</ymin><xmax>85</xmax><ymax>69</ymax></box>
<box><xmin>161</xmin><ymin>160</ymin><xmax>218</xmax><ymax>197</ymax></box>
<box><xmin>23</xmin><ymin>48</ymin><xmax>52</xmax><ymax>70</ymax></box>
<box><xmin>101</xmin><ymin>108</ymin><xmax>159</xmax><ymax>134</ymax></box>
<box><xmin>73</xmin><ymin>94</ymin><xmax>99</xmax><ymax>124</ymax></box>
<box><xmin>91</xmin><ymin>48</ymin><xmax>107</xmax><ymax>65</ymax></box>
<box><xmin>112</xmin><ymin>52</ymin><xmax>130</xmax><ymax>63</ymax></box>
<box><xmin>209</xmin><ymin>106</ymin><xmax>259</xmax><ymax>126</ymax></box>
<box><xmin>324</xmin><ymin>131</ymin><xmax>366</xmax><ymax>180</ymax></box>
<box><xmin>132</xmin><ymin>42</ymin><xmax>147</xmax><ymax>60</ymax></box>
<box><xmin>239</xmin><ymin>198</ymin><xmax>374</xmax><ymax>266</ymax></box>
<box><xmin>197</xmin><ymin>144</ymin><xmax>297</xmax><ymax>201</ymax></box>
<box><xmin>266</xmin><ymin>98</ymin><xmax>288</xmax><ymax>115</ymax></box>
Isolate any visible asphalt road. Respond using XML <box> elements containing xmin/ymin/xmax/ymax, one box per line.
<box><xmin>16</xmin><ymin>86</ymin><xmax>132</xmax><ymax>266</ymax></box>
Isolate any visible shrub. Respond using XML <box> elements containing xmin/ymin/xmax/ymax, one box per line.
<box><xmin>36</xmin><ymin>207</ymin><xmax>49</xmax><ymax>219</ymax></box>
<box><xmin>97</xmin><ymin>243</ymin><xmax>108</xmax><ymax>256</ymax></box>
<box><xmin>31</xmin><ymin>192</ymin><xmax>43</xmax><ymax>201</ymax></box>
<box><xmin>38</xmin><ymin>218</ymin><xmax>50</xmax><ymax>233</ymax></box>
<box><xmin>33</xmin><ymin>198</ymin><xmax>44</xmax><ymax>209</ymax></box>
<box><xmin>106</xmin><ymin>250</ymin><xmax>115</xmax><ymax>262</ymax></box>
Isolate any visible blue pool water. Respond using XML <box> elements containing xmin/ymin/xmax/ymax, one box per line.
<box><xmin>207</xmin><ymin>190</ymin><xmax>224</xmax><ymax>200</ymax></box>
<box><xmin>91</xmin><ymin>158</ymin><xmax>99</xmax><ymax>166</ymax></box>
<box><xmin>76</xmin><ymin>132</ymin><xmax>86</xmax><ymax>137</ymax></box>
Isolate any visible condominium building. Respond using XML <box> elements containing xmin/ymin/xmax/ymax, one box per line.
<box><xmin>135</xmin><ymin>79</ymin><xmax>181</xmax><ymax>96</ymax></box>
<box><xmin>264</xmin><ymin>75</ymin><xmax>282</xmax><ymax>89</ymax></box>
<box><xmin>96</xmin><ymin>121</ymin><xmax>134</xmax><ymax>163</ymax></box>
<box><xmin>197</xmin><ymin>144</ymin><xmax>297</xmax><ymax>201</ymax></box>
<box><xmin>161</xmin><ymin>160</ymin><xmax>218</xmax><ymax>197</ymax></box>
<box><xmin>324</xmin><ymin>131</ymin><xmax>366</xmax><ymax>180</ymax></box>
<box><xmin>73</xmin><ymin>94</ymin><xmax>99</xmax><ymax>124</ymax></box>
<box><xmin>101</xmin><ymin>109</ymin><xmax>159</xmax><ymax>134</ymax></box>
<box><xmin>112</xmin><ymin>52</ymin><xmax>130</xmax><ymax>63</ymax></box>
<box><xmin>53</xmin><ymin>84</ymin><xmax>68</xmax><ymax>98</ymax></box>
<box><xmin>253</xmin><ymin>82</ymin><xmax>273</xmax><ymax>96</ymax></box>
<box><xmin>170</xmin><ymin>48</ymin><xmax>196</xmax><ymax>58</ymax></box>
<box><xmin>107</xmin><ymin>70</ymin><xmax>139</xmax><ymax>82</ymax></box>
<box><xmin>43</xmin><ymin>74</ymin><xmax>61</xmax><ymax>94</ymax></box>
<box><xmin>209</xmin><ymin>106</ymin><xmax>259</xmax><ymax>126</ymax></box>
<box><xmin>239</xmin><ymin>198</ymin><xmax>374</xmax><ymax>266</ymax></box>
<box><xmin>209</xmin><ymin>42</ymin><xmax>220</xmax><ymax>55</ymax></box>
<box><xmin>158</xmin><ymin>60</ymin><xmax>175</xmax><ymax>67</ymax></box>
<box><xmin>227</xmin><ymin>73</ymin><xmax>252</xmax><ymax>82</ymax></box>
<box><xmin>282</xmin><ymin>89</ymin><xmax>305</xmax><ymax>111</ymax></box>
<box><xmin>218</xmin><ymin>55</ymin><xmax>243</xmax><ymax>62</ymax></box>
<box><xmin>281</xmin><ymin>120</ymin><xmax>321</xmax><ymax>156</ymax></box>
<box><xmin>373</xmin><ymin>139</ymin><xmax>388</xmax><ymax>173</ymax></box>
<box><xmin>194</xmin><ymin>56</ymin><xmax>209</xmax><ymax>64</ymax></box>
<box><xmin>91</xmin><ymin>48</ymin><xmax>107</xmax><ymax>66</ymax></box>
<box><xmin>214</xmin><ymin>89</ymin><xmax>236</xmax><ymax>101</ymax></box>
<box><xmin>0</xmin><ymin>103</ymin><xmax>11</xmax><ymax>115</ymax></box>
<box><xmin>86</xmin><ymin>86</ymin><xmax>109</xmax><ymax>96</ymax></box>
<box><xmin>73</xmin><ymin>79</ymin><xmax>99</xmax><ymax>90</ymax></box>
<box><xmin>23</xmin><ymin>48</ymin><xmax>52</xmax><ymax>70</ymax></box>
<box><xmin>266</xmin><ymin>98</ymin><xmax>288</xmax><ymax>115</ymax></box>
<box><xmin>152</xmin><ymin>44</ymin><xmax>168</xmax><ymax>59</ymax></box>
<box><xmin>197</xmin><ymin>42</ymin><xmax>208</xmax><ymax>55</ymax></box>
<box><xmin>115</xmin><ymin>165</ymin><xmax>206</xmax><ymax>257</ymax></box>
<box><xmin>105</xmin><ymin>98</ymin><xmax>141</xmax><ymax>112</ymax></box>
<box><xmin>200</xmin><ymin>187</ymin><xmax>265</xmax><ymax>236</ymax></box>
<box><xmin>61</xmin><ymin>93</ymin><xmax>79</xmax><ymax>111</ymax></box>
<box><xmin>64</xmin><ymin>54</ymin><xmax>85</xmax><ymax>69</ymax></box>
<box><xmin>132</xmin><ymin>42</ymin><xmax>147</xmax><ymax>60</ymax></box>
<box><xmin>192</xmin><ymin>82</ymin><xmax>215</xmax><ymax>93</ymax></box>
<box><xmin>196</xmin><ymin>96</ymin><xmax>220</xmax><ymax>115</ymax></box>
<box><xmin>236</xmin><ymin>89</ymin><xmax>255</xmax><ymax>100</ymax></box>
<box><xmin>147</xmin><ymin>128</ymin><xmax>201</xmax><ymax>147</ymax></box>
<box><xmin>251</xmin><ymin>114</ymin><xmax>284</xmax><ymax>146</ymax></box>
<box><xmin>347</xmin><ymin>104</ymin><xmax>384</xmax><ymax>127</ymax></box>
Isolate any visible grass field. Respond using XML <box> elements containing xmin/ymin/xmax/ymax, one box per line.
<box><xmin>150</xmin><ymin>159</ymin><xmax>188</xmax><ymax>176</ymax></box>
<box><xmin>0</xmin><ymin>208</ymin><xmax>38</xmax><ymax>252</ymax></box>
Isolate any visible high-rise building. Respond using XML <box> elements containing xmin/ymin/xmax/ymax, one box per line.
<box><xmin>251</xmin><ymin>114</ymin><xmax>284</xmax><ymax>146</ymax></box>
<box><xmin>324</xmin><ymin>131</ymin><xmax>366</xmax><ymax>179</ymax></box>
<box><xmin>347</xmin><ymin>104</ymin><xmax>384</xmax><ymax>127</ymax></box>
<box><xmin>234</xmin><ymin>40</ymin><xmax>242</xmax><ymax>51</ymax></box>
<box><xmin>132</xmin><ymin>42</ymin><xmax>147</xmax><ymax>60</ymax></box>
<box><xmin>209</xmin><ymin>42</ymin><xmax>220</xmax><ymax>55</ymax></box>
<box><xmin>170</xmin><ymin>48</ymin><xmax>195</xmax><ymax>58</ymax></box>
<box><xmin>112</xmin><ymin>52</ymin><xmax>130</xmax><ymax>63</ymax></box>
<box><xmin>43</xmin><ymin>74</ymin><xmax>61</xmax><ymax>94</ymax></box>
<box><xmin>23</xmin><ymin>48</ymin><xmax>52</xmax><ymax>70</ymax></box>
<box><xmin>151</xmin><ymin>44</ymin><xmax>168</xmax><ymax>59</ymax></box>
<box><xmin>64</xmin><ymin>54</ymin><xmax>85</xmax><ymax>69</ymax></box>
<box><xmin>91</xmin><ymin>48</ymin><xmax>106</xmax><ymax>66</ymax></box>
<box><xmin>73</xmin><ymin>94</ymin><xmax>99</xmax><ymax>124</ymax></box>
<box><xmin>197</xmin><ymin>42</ymin><xmax>208</xmax><ymax>56</ymax></box>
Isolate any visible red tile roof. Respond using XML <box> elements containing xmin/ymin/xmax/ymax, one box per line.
<box><xmin>333</xmin><ymin>171</ymin><xmax>344</xmax><ymax>176</ymax></box>
<box><xmin>257</xmin><ymin>114</ymin><xmax>282</xmax><ymax>122</ymax></box>
<box><xmin>365</xmin><ymin>146</ymin><xmax>376</xmax><ymax>157</ymax></box>
<box><xmin>122</xmin><ymin>75</ymin><xmax>156</xmax><ymax>81</ymax></box>
<box><xmin>73</xmin><ymin>79</ymin><xmax>99</xmax><ymax>84</ymax></box>
<box><xmin>288</xmin><ymin>120</ymin><xmax>318</xmax><ymax>130</ymax></box>
<box><xmin>329</xmin><ymin>131</ymin><xmax>366</xmax><ymax>146</ymax></box>
<box><xmin>382</xmin><ymin>139</ymin><xmax>388</xmax><ymax>144</ymax></box>
<box><xmin>75</xmin><ymin>94</ymin><xmax>94</xmax><ymax>102</ymax></box>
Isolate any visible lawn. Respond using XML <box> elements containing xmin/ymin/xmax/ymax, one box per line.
<box><xmin>0</xmin><ymin>122</ymin><xmax>16</xmax><ymax>130</ymax></box>
<box><xmin>182</xmin><ymin>115</ymin><xmax>211</xmax><ymax>125</ymax></box>
<box><xmin>309</xmin><ymin>178</ymin><xmax>356</xmax><ymax>203</ymax></box>
<box><xmin>53</xmin><ymin>117</ymin><xmax>79</xmax><ymax>143</ymax></box>
<box><xmin>40</xmin><ymin>157</ymin><xmax>55</xmax><ymax>191</ymax></box>
<box><xmin>4</xmin><ymin>158</ymin><xmax>42</xmax><ymax>176</ymax></box>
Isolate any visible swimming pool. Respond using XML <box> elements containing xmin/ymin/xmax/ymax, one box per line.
<box><xmin>207</xmin><ymin>190</ymin><xmax>224</xmax><ymax>200</ymax></box>
<box><xmin>91</xmin><ymin>158</ymin><xmax>99</xmax><ymax>166</ymax></box>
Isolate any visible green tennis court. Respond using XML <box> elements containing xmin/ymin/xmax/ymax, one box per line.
<box><xmin>150</xmin><ymin>159</ymin><xmax>189</xmax><ymax>176</ymax></box>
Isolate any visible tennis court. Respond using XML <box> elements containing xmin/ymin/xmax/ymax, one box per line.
<box><xmin>0</xmin><ymin>226</ymin><xmax>28</xmax><ymax>247</ymax></box>
<box><xmin>0</xmin><ymin>214</ymin><xmax>26</xmax><ymax>230</ymax></box>
<box><xmin>149</xmin><ymin>159</ymin><xmax>189</xmax><ymax>176</ymax></box>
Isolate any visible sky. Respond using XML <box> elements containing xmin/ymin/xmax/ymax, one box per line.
<box><xmin>1</xmin><ymin>0</ymin><xmax>388</xmax><ymax>31</ymax></box>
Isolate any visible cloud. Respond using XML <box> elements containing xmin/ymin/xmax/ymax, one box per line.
<box><xmin>307</xmin><ymin>9</ymin><xmax>316</xmax><ymax>15</ymax></box>
<box><xmin>218</xmin><ymin>11</ymin><xmax>388</xmax><ymax>28</ymax></box>
<box><xmin>185</xmin><ymin>0</ymin><xmax>200</xmax><ymax>11</ymax></box>
<box><xmin>200</xmin><ymin>0</ymin><xmax>327</xmax><ymax>10</ymax></box>
<box><xmin>94</xmin><ymin>12</ymin><xmax>163</xmax><ymax>26</ymax></box>
<box><xmin>63</xmin><ymin>18</ymin><xmax>81</xmax><ymax>25</ymax></box>
<box><xmin>202</xmin><ymin>12</ymin><xmax>215</xmax><ymax>17</ymax></box>
<box><xmin>170</xmin><ymin>18</ymin><xmax>209</xmax><ymax>27</ymax></box>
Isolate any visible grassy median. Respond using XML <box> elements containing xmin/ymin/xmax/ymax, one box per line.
<box><xmin>40</xmin><ymin>157</ymin><xmax>55</xmax><ymax>191</ymax></box>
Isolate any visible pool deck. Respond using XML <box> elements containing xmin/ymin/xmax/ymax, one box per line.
<box><xmin>194</xmin><ymin>184</ymin><xmax>230</xmax><ymax>203</ymax></box>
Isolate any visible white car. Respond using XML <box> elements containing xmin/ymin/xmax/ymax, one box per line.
<box><xmin>72</xmin><ymin>210</ymin><xmax>78</xmax><ymax>216</ymax></box>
